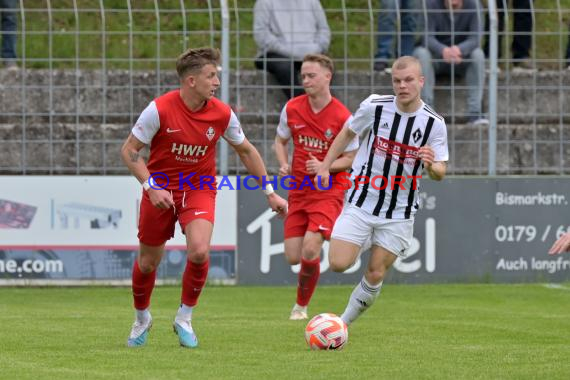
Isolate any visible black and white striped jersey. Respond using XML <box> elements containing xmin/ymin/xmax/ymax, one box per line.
<box><xmin>346</xmin><ymin>94</ymin><xmax>448</xmax><ymax>219</ymax></box>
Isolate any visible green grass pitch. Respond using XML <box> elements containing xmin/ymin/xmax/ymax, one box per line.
<box><xmin>1</xmin><ymin>284</ymin><xmax>569</xmax><ymax>379</ymax></box>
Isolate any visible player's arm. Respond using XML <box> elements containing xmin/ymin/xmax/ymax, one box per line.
<box><xmin>120</xmin><ymin>133</ymin><xmax>174</xmax><ymax>209</ymax></box>
<box><xmin>418</xmin><ymin>146</ymin><xmax>447</xmax><ymax>181</ymax></box>
<box><xmin>306</xmin><ymin>149</ymin><xmax>356</xmax><ymax>175</ymax></box>
<box><xmin>120</xmin><ymin>133</ymin><xmax>150</xmax><ymax>184</ymax></box>
<box><xmin>549</xmin><ymin>232</ymin><xmax>570</xmax><ymax>255</ymax></box>
<box><xmin>274</xmin><ymin>135</ymin><xmax>290</xmax><ymax>177</ymax></box>
<box><xmin>330</xmin><ymin>150</ymin><xmax>357</xmax><ymax>173</ymax></box>
<box><xmin>426</xmin><ymin>161</ymin><xmax>447</xmax><ymax>181</ymax></box>
<box><xmin>420</xmin><ymin>117</ymin><xmax>449</xmax><ymax>181</ymax></box>
<box><xmin>314</xmin><ymin>127</ymin><xmax>357</xmax><ymax>188</ymax></box>
<box><xmin>121</xmin><ymin>102</ymin><xmax>174</xmax><ymax>209</ymax></box>
<box><xmin>274</xmin><ymin>105</ymin><xmax>292</xmax><ymax>177</ymax></box>
<box><xmin>230</xmin><ymin>138</ymin><xmax>288</xmax><ymax>217</ymax></box>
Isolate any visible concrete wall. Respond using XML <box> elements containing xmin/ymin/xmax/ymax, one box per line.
<box><xmin>1</xmin><ymin>69</ymin><xmax>569</xmax><ymax>174</ymax></box>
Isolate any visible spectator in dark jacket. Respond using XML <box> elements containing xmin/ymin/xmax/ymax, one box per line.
<box><xmin>414</xmin><ymin>0</ymin><xmax>487</xmax><ymax>125</ymax></box>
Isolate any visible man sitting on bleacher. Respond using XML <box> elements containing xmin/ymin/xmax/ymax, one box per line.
<box><xmin>413</xmin><ymin>0</ymin><xmax>488</xmax><ymax>126</ymax></box>
<box><xmin>253</xmin><ymin>0</ymin><xmax>331</xmax><ymax>99</ymax></box>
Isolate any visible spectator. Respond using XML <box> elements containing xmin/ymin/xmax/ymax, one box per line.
<box><xmin>1</xmin><ymin>0</ymin><xmax>18</xmax><ymax>70</ymax></box>
<box><xmin>253</xmin><ymin>0</ymin><xmax>331</xmax><ymax>99</ymax></box>
<box><xmin>484</xmin><ymin>0</ymin><xmax>534</xmax><ymax>73</ymax></box>
<box><xmin>374</xmin><ymin>0</ymin><xmax>419</xmax><ymax>73</ymax></box>
<box><xmin>413</xmin><ymin>0</ymin><xmax>488</xmax><ymax>126</ymax></box>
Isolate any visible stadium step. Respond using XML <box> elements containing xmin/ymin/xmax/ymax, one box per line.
<box><xmin>0</xmin><ymin>123</ymin><xmax>567</xmax><ymax>175</ymax></box>
<box><xmin>1</xmin><ymin>69</ymin><xmax>568</xmax><ymax>125</ymax></box>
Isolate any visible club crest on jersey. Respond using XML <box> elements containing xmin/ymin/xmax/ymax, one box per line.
<box><xmin>412</xmin><ymin>129</ymin><xmax>423</xmax><ymax>142</ymax></box>
<box><xmin>324</xmin><ymin>128</ymin><xmax>333</xmax><ymax>140</ymax></box>
<box><xmin>206</xmin><ymin>126</ymin><xmax>215</xmax><ymax>141</ymax></box>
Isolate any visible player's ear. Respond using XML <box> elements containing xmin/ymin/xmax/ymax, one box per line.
<box><xmin>185</xmin><ymin>74</ymin><xmax>196</xmax><ymax>88</ymax></box>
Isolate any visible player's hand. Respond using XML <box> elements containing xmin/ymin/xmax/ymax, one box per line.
<box><xmin>148</xmin><ymin>188</ymin><xmax>175</xmax><ymax>209</ymax></box>
<box><xmin>305</xmin><ymin>153</ymin><xmax>322</xmax><ymax>175</ymax></box>
<box><xmin>267</xmin><ymin>193</ymin><xmax>288</xmax><ymax>218</ymax></box>
<box><xmin>314</xmin><ymin>167</ymin><xmax>331</xmax><ymax>190</ymax></box>
<box><xmin>549</xmin><ymin>232</ymin><xmax>570</xmax><ymax>255</ymax></box>
<box><xmin>278</xmin><ymin>163</ymin><xmax>290</xmax><ymax>178</ymax></box>
<box><xmin>418</xmin><ymin>146</ymin><xmax>435</xmax><ymax>166</ymax></box>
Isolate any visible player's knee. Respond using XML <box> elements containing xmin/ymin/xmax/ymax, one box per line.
<box><xmin>328</xmin><ymin>254</ymin><xmax>350</xmax><ymax>273</ymax></box>
<box><xmin>284</xmin><ymin>254</ymin><xmax>300</xmax><ymax>266</ymax></box>
<box><xmin>138</xmin><ymin>258</ymin><xmax>158</xmax><ymax>273</ymax></box>
<box><xmin>301</xmin><ymin>241</ymin><xmax>322</xmax><ymax>261</ymax></box>
<box><xmin>187</xmin><ymin>242</ymin><xmax>209</xmax><ymax>262</ymax></box>
<box><xmin>365</xmin><ymin>267</ymin><xmax>387</xmax><ymax>284</ymax></box>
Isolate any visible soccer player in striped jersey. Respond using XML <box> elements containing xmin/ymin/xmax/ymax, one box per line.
<box><xmin>274</xmin><ymin>54</ymin><xmax>358</xmax><ymax>320</ymax></box>
<box><xmin>121</xmin><ymin>47</ymin><xmax>287</xmax><ymax>348</ymax></box>
<box><xmin>315</xmin><ymin>56</ymin><xmax>449</xmax><ymax>326</ymax></box>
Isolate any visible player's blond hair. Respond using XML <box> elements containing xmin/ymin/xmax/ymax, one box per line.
<box><xmin>303</xmin><ymin>54</ymin><xmax>334</xmax><ymax>74</ymax></box>
<box><xmin>392</xmin><ymin>56</ymin><xmax>422</xmax><ymax>75</ymax></box>
<box><xmin>176</xmin><ymin>47</ymin><xmax>220</xmax><ymax>79</ymax></box>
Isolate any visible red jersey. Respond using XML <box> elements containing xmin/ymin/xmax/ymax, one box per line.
<box><xmin>277</xmin><ymin>95</ymin><xmax>357</xmax><ymax>197</ymax></box>
<box><xmin>132</xmin><ymin>90</ymin><xmax>244</xmax><ymax>190</ymax></box>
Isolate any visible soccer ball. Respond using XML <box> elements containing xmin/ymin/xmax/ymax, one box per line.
<box><xmin>304</xmin><ymin>313</ymin><xmax>348</xmax><ymax>350</ymax></box>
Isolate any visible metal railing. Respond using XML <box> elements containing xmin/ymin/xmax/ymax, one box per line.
<box><xmin>0</xmin><ymin>1</ymin><xmax>568</xmax><ymax>175</ymax></box>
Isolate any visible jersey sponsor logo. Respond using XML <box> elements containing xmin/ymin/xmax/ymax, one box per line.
<box><xmin>373</xmin><ymin>137</ymin><xmax>419</xmax><ymax>164</ymax></box>
<box><xmin>171</xmin><ymin>143</ymin><xmax>208</xmax><ymax>157</ymax></box>
<box><xmin>324</xmin><ymin>128</ymin><xmax>333</xmax><ymax>140</ymax></box>
<box><xmin>175</xmin><ymin>156</ymin><xmax>199</xmax><ymax>163</ymax></box>
<box><xmin>298</xmin><ymin>135</ymin><xmax>329</xmax><ymax>151</ymax></box>
<box><xmin>166</xmin><ymin>128</ymin><xmax>181</xmax><ymax>133</ymax></box>
<box><xmin>206</xmin><ymin>126</ymin><xmax>215</xmax><ymax>141</ymax></box>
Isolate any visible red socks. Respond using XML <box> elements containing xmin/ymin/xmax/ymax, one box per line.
<box><xmin>132</xmin><ymin>260</ymin><xmax>157</xmax><ymax>310</ymax></box>
<box><xmin>296</xmin><ymin>257</ymin><xmax>320</xmax><ymax>306</ymax></box>
<box><xmin>181</xmin><ymin>259</ymin><xmax>209</xmax><ymax>307</ymax></box>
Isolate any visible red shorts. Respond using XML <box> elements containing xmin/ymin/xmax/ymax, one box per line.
<box><xmin>284</xmin><ymin>193</ymin><xmax>344</xmax><ymax>240</ymax></box>
<box><xmin>138</xmin><ymin>189</ymin><xmax>216</xmax><ymax>246</ymax></box>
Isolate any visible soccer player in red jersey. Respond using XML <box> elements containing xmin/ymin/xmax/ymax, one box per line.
<box><xmin>274</xmin><ymin>54</ymin><xmax>358</xmax><ymax>320</ymax></box>
<box><xmin>121</xmin><ymin>47</ymin><xmax>287</xmax><ymax>348</ymax></box>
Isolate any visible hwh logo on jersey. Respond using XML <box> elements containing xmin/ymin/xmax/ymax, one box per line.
<box><xmin>298</xmin><ymin>135</ymin><xmax>329</xmax><ymax>150</ymax></box>
<box><xmin>171</xmin><ymin>143</ymin><xmax>208</xmax><ymax>156</ymax></box>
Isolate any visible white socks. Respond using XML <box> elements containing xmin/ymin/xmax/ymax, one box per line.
<box><xmin>136</xmin><ymin>308</ymin><xmax>151</xmax><ymax>324</ymax></box>
<box><xmin>340</xmin><ymin>277</ymin><xmax>383</xmax><ymax>325</ymax></box>
<box><xmin>176</xmin><ymin>303</ymin><xmax>193</xmax><ymax>322</ymax></box>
